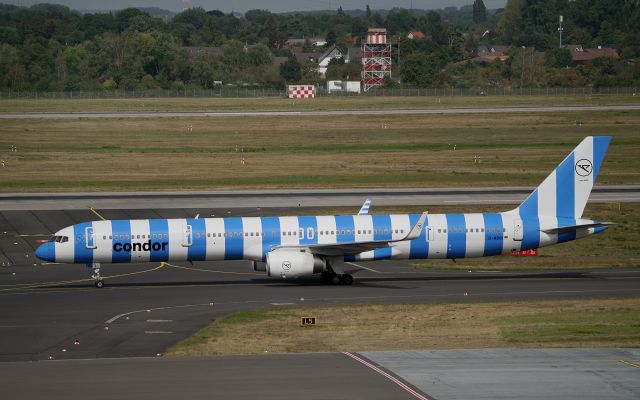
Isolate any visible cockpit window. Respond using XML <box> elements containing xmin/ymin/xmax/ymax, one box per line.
<box><xmin>49</xmin><ymin>235</ymin><xmax>69</xmax><ymax>243</ymax></box>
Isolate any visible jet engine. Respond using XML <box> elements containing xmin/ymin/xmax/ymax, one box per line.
<box><xmin>265</xmin><ymin>248</ymin><xmax>324</xmax><ymax>278</ymax></box>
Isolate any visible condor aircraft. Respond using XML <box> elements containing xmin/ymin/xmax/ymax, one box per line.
<box><xmin>36</xmin><ymin>136</ymin><xmax>612</xmax><ymax>288</ymax></box>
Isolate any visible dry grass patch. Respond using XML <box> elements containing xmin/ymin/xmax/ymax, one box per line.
<box><xmin>166</xmin><ymin>298</ymin><xmax>640</xmax><ymax>356</ymax></box>
<box><xmin>1</xmin><ymin>111</ymin><xmax>639</xmax><ymax>191</ymax></box>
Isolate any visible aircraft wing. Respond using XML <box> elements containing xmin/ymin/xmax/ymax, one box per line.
<box><xmin>278</xmin><ymin>212</ymin><xmax>428</xmax><ymax>257</ymax></box>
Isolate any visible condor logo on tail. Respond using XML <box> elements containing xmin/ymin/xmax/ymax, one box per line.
<box><xmin>575</xmin><ymin>159</ymin><xmax>593</xmax><ymax>177</ymax></box>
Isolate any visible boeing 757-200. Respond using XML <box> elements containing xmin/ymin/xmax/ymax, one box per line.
<box><xmin>35</xmin><ymin>136</ymin><xmax>613</xmax><ymax>287</ymax></box>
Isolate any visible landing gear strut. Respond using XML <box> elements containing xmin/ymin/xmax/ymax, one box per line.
<box><xmin>88</xmin><ymin>263</ymin><xmax>104</xmax><ymax>288</ymax></box>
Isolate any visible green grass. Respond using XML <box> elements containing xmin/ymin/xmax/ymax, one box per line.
<box><xmin>498</xmin><ymin>309</ymin><xmax>640</xmax><ymax>345</ymax></box>
<box><xmin>1</xmin><ymin>94</ymin><xmax>638</xmax><ymax>113</ymax></box>
<box><xmin>166</xmin><ymin>298</ymin><xmax>640</xmax><ymax>356</ymax></box>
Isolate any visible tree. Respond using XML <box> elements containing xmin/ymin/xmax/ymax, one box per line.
<box><xmin>546</xmin><ymin>48</ymin><xmax>572</xmax><ymax>68</ymax></box>
<box><xmin>473</xmin><ymin>0</ymin><xmax>487</xmax><ymax>24</ymax></box>
<box><xmin>326</xmin><ymin>30</ymin><xmax>337</xmax><ymax>46</ymax></box>
<box><xmin>279</xmin><ymin>57</ymin><xmax>301</xmax><ymax>82</ymax></box>
<box><xmin>400</xmin><ymin>52</ymin><xmax>440</xmax><ymax>87</ymax></box>
<box><xmin>498</xmin><ymin>0</ymin><xmax>525</xmax><ymax>44</ymax></box>
<box><xmin>246</xmin><ymin>44</ymin><xmax>272</xmax><ymax>67</ymax></box>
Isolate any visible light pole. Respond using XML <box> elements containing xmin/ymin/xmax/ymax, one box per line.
<box><xmin>521</xmin><ymin>46</ymin><xmax>525</xmax><ymax>88</ymax></box>
<box><xmin>558</xmin><ymin>15</ymin><xmax>564</xmax><ymax>49</ymax></box>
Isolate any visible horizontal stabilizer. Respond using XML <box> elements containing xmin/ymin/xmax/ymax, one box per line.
<box><xmin>541</xmin><ymin>221</ymin><xmax>614</xmax><ymax>234</ymax></box>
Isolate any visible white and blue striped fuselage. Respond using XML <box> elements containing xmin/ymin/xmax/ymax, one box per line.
<box><xmin>41</xmin><ymin>212</ymin><xmax>605</xmax><ymax>266</ymax></box>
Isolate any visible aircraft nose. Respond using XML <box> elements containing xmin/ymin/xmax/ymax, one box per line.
<box><xmin>35</xmin><ymin>242</ymin><xmax>55</xmax><ymax>262</ymax></box>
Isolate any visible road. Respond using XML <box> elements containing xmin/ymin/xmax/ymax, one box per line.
<box><xmin>1</xmin><ymin>185</ymin><xmax>639</xmax><ymax>210</ymax></box>
<box><xmin>1</xmin><ymin>104</ymin><xmax>639</xmax><ymax>119</ymax></box>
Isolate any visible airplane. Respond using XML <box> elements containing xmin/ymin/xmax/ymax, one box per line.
<box><xmin>35</xmin><ymin>136</ymin><xmax>613</xmax><ymax>288</ymax></box>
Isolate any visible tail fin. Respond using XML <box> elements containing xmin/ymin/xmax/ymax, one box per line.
<box><xmin>516</xmin><ymin>136</ymin><xmax>611</xmax><ymax>219</ymax></box>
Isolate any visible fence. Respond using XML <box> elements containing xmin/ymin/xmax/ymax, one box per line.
<box><xmin>1</xmin><ymin>86</ymin><xmax>637</xmax><ymax>99</ymax></box>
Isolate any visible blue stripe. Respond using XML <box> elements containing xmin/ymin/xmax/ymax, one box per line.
<box><xmin>409</xmin><ymin>213</ymin><xmax>428</xmax><ymax>259</ymax></box>
<box><xmin>556</xmin><ymin>217</ymin><xmax>578</xmax><ymax>244</ymax></box>
<box><xmin>446</xmin><ymin>214</ymin><xmax>466</xmax><ymax>259</ymax></box>
<box><xmin>482</xmin><ymin>213</ymin><xmax>503</xmax><ymax>256</ymax></box>
<box><xmin>593</xmin><ymin>136</ymin><xmax>611</xmax><ymax>181</ymax></box>
<box><xmin>519</xmin><ymin>190</ymin><xmax>540</xmax><ymax>250</ymax></box>
<box><xmin>335</xmin><ymin>215</ymin><xmax>355</xmax><ymax>243</ymax></box>
<box><xmin>224</xmin><ymin>217</ymin><xmax>244</xmax><ymax>260</ymax></box>
<box><xmin>372</xmin><ymin>215</ymin><xmax>392</xmax><ymax>260</ymax></box>
<box><xmin>297</xmin><ymin>216</ymin><xmax>318</xmax><ymax>245</ymax></box>
<box><xmin>111</xmin><ymin>220</ymin><xmax>131</xmax><ymax>263</ymax></box>
<box><xmin>556</xmin><ymin>153</ymin><xmax>576</xmax><ymax>242</ymax></box>
<box><xmin>556</xmin><ymin>153</ymin><xmax>575</xmax><ymax>219</ymax></box>
<box><xmin>260</xmin><ymin>217</ymin><xmax>281</xmax><ymax>260</ymax></box>
<box><xmin>73</xmin><ymin>222</ymin><xmax>93</xmax><ymax>264</ymax></box>
<box><xmin>187</xmin><ymin>218</ymin><xmax>207</xmax><ymax>261</ymax></box>
<box><xmin>149</xmin><ymin>219</ymin><xmax>169</xmax><ymax>262</ymax></box>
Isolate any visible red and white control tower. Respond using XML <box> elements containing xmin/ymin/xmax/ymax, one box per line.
<box><xmin>361</xmin><ymin>28</ymin><xmax>392</xmax><ymax>92</ymax></box>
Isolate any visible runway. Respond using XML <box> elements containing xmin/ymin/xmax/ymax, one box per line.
<box><xmin>1</xmin><ymin>185</ymin><xmax>639</xmax><ymax>210</ymax></box>
<box><xmin>1</xmin><ymin>206</ymin><xmax>639</xmax><ymax>399</ymax></box>
<box><xmin>1</xmin><ymin>104</ymin><xmax>639</xmax><ymax>119</ymax></box>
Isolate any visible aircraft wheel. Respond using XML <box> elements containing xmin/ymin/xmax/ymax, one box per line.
<box><xmin>331</xmin><ymin>274</ymin><xmax>342</xmax><ymax>285</ymax></box>
<box><xmin>320</xmin><ymin>271</ymin><xmax>332</xmax><ymax>283</ymax></box>
<box><xmin>95</xmin><ymin>280</ymin><xmax>104</xmax><ymax>288</ymax></box>
<box><xmin>341</xmin><ymin>274</ymin><xmax>354</xmax><ymax>286</ymax></box>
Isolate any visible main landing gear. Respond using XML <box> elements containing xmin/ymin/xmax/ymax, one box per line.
<box><xmin>320</xmin><ymin>271</ymin><xmax>354</xmax><ymax>285</ymax></box>
<box><xmin>88</xmin><ymin>263</ymin><xmax>104</xmax><ymax>288</ymax></box>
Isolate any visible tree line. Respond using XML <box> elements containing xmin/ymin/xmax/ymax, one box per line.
<box><xmin>0</xmin><ymin>1</ymin><xmax>638</xmax><ymax>92</ymax></box>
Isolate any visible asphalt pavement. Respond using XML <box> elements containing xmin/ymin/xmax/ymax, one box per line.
<box><xmin>1</xmin><ymin>206</ymin><xmax>639</xmax><ymax>399</ymax></box>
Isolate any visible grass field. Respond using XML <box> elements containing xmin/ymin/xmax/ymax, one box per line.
<box><xmin>1</xmin><ymin>109</ymin><xmax>639</xmax><ymax>192</ymax></box>
<box><xmin>166</xmin><ymin>297</ymin><xmax>640</xmax><ymax>356</ymax></box>
<box><xmin>1</xmin><ymin>94</ymin><xmax>639</xmax><ymax>113</ymax></box>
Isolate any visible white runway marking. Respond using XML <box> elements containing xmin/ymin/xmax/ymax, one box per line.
<box><xmin>347</xmin><ymin>262</ymin><xmax>381</xmax><ymax>273</ymax></box>
<box><xmin>343</xmin><ymin>352</ymin><xmax>432</xmax><ymax>400</ymax></box>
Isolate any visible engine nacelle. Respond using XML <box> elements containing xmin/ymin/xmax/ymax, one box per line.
<box><xmin>266</xmin><ymin>248</ymin><xmax>324</xmax><ymax>279</ymax></box>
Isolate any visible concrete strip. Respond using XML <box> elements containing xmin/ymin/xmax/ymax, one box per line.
<box><xmin>362</xmin><ymin>348</ymin><xmax>640</xmax><ymax>400</ymax></box>
<box><xmin>1</xmin><ymin>104</ymin><xmax>640</xmax><ymax>119</ymax></box>
<box><xmin>0</xmin><ymin>186</ymin><xmax>637</xmax><ymax>211</ymax></box>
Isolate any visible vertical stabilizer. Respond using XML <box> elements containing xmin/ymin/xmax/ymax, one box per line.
<box><xmin>516</xmin><ymin>136</ymin><xmax>611</xmax><ymax>219</ymax></box>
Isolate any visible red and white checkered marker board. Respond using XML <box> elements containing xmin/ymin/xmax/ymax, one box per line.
<box><xmin>288</xmin><ymin>85</ymin><xmax>315</xmax><ymax>99</ymax></box>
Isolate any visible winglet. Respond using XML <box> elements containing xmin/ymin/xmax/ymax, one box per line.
<box><xmin>404</xmin><ymin>212</ymin><xmax>428</xmax><ymax>240</ymax></box>
<box><xmin>358</xmin><ymin>198</ymin><xmax>372</xmax><ymax>215</ymax></box>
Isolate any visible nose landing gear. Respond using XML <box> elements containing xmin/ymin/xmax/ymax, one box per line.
<box><xmin>87</xmin><ymin>263</ymin><xmax>104</xmax><ymax>288</ymax></box>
